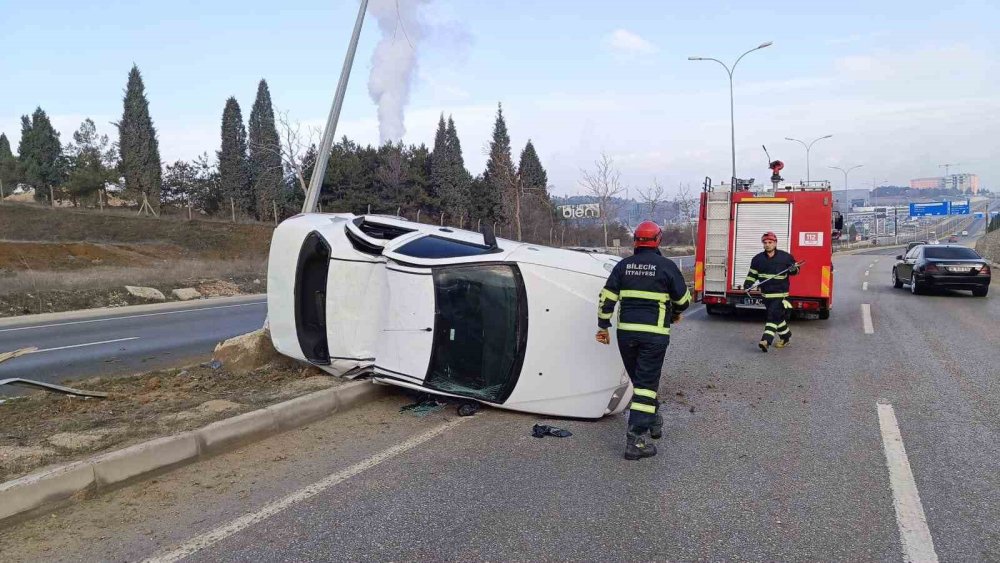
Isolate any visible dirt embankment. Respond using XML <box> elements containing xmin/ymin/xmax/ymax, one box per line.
<box><xmin>975</xmin><ymin>229</ymin><xmax>1000</xmax><ymax>264</ymax></box>
<box><xmin>0</xmin><ymin>203</ymin><xmax>275</xmax><ymax>316</ymax></box>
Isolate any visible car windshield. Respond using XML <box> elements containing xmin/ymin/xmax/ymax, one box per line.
<box><xmin>425</xmin><ymin>265</ymin><xmax>525</xmax><ymax>403</ymax></box>
<box><xmin>395</xmin><ymin>235</ymin><xmax>495</xmax><ymax>259</ymax></box>
<box><xmin>924</xmin><ymin>247</ymin><xmax>981</xmax><ymax>260</ymax></box>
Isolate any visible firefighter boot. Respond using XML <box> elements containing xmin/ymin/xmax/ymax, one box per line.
<box><xmin>758</xmin><ymin>340</ymin><xmax>769</xmax><ymax>353</ymax></box>
<box><xmin>649</xmin><ymin>413</ymin><xmax>664</xmax><ymax>439</ymax></box>
<box><xmin>775</xmin><ymin>337</ymin><xmax>789</xmax><ymax>349</ymax></box>
<box><xmin>624</xmin><ymin>427</ymin><xmax>657</xmax><ymax>460</ymax></box>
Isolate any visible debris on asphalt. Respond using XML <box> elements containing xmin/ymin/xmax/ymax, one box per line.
<box><xmin>201</xmin><ymin>359</ymin><xmax>223</xmax><ymax>370</ymax></box>
<box><xmin>457</xmin><ymin>401</ymin><xmax>480</xmax><ymax>417</ymax></box>
<box><xmin>399</xmin><ymin>396</ymin><xmax>446</xmax><ymax>417</ymax></box>
<box><xmin>531</xmin><ymin>424</ymin><xmax>572</xmax><ymax>438</ymax></box>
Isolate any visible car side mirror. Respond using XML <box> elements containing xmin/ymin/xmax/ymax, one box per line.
<box><xmin>896</xmin><ymin>255</ymin><xmax>903</xmax><ymax>260</ymax></box>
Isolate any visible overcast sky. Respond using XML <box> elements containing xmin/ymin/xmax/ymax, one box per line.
<box><xmin>1</xmin><ymin>0</ymin><xmax>997</xmax><ymax>197</ymax></box>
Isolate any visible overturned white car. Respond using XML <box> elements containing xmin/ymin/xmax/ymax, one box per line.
<box><xmin>267</xmin><ymin>213</ymin><xmax>633</xmax><ymax>418</ymax></box>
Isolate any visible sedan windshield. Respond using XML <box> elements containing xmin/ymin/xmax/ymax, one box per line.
<box><xmin>425</xmin><ymin>264</ymin><xmax>526</xmax><ymax>403</ymax></box>
<box><xmin>924</xmin><ymin>247</ymin><xmax>981</xmax><ymax>260</ymax></box>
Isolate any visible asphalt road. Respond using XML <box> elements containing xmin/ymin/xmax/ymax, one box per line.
<box><xmin>0</xmin><ymin>296</ymin><xmax>267</xmax><ymax>395</ymax></box>
<box><xmin>3</xmin><ymin>248</ymin><xmax>996</xmax><ymax>561</ymax></box>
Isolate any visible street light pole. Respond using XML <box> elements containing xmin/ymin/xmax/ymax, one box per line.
<box><xmin>302</xmin><ymin>0</ymin><xmax>369</xmax><ymax>213</ymax></box>
<box><xmin>830</xmin><ymin>165</ymin><xmax>864</xmax><ymax>191</ymax></box>
<box><xmin>785</xmin><ymin>135</ymin><xmax>832</xmax><ymax>185</ymax></box>
<box><xmin>689</xmin><ymin>41</ymin><xmax>773</xmax><ymax>188</ymax></box>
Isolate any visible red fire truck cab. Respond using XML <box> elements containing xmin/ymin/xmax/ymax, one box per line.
<box><xmin>693</xmin><ymin>181</ymin><xmax>835</xmax><ymax>319</ymax></box>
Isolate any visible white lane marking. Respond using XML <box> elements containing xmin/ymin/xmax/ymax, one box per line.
<box><xmin>874</xmin><ymin>259</ymin><xmax>880</xmax><ymax>263</ymax></box>
<box><xmin>33</xmin><ymin>337</ymin><xmax>140</xmax><ymax>354</ymax></box>
<box><xmin>877</xmin><ymin>403</ymin><xmax>939</xmax><ymax>563</ymax></box>
<box><xmin>865</xmin><ymin>270</ymin><xmax>870</xmax><ymax>277</ymax></box>
<box><xmin>863</xmin><ymin>282</ymin><xmax>869</xmax><ymax>291</ymax></box>
<box><xmin>862</xmin><ymin>304</ymin><xmax>874</xmax><ymax>334</ymax></box>
<box><xmin>0</xmin><ymin>302</ymin><xmax>266</xmax><ymax>333</ymax></box>
<box><xmin>870</xmin><ymin>263</ymin><xmax>876</xmax><ymax>268</ymax></box>
<box><xmin>144</xmin><ymin>417</ymin><xmax>469</xmax><ymax>563</ymax></box>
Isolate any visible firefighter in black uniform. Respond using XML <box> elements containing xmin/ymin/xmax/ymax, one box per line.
<box><xmin>741</xmin><ymin>231</ymin><xmax>800</xmax><ymax>353</ymax></box>
<box><xmin>595</xmin><ymin>221</ymin><xmax>691</xmax><ymax>460</ymax></box>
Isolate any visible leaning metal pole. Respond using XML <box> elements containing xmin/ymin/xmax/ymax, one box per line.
<box><xmin>302</xmin><ymin>0</ymin><xmax>369</xmax><ymax>213</ymax></box>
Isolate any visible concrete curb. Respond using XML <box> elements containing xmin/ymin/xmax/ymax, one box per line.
<box><xmin>0</xmin><ymin>379</ymin><xmax>387</xmax><ymax>526</ymax></box>
<box><xmin>0</xmin><ymin>294</ymin><xmax>266</xmax><ymax>330</ymax></box>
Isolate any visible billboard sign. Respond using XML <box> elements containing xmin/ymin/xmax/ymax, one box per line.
<box><xmin>909</xmin><ymin>201</ymin><xmax>949</xmax><ymax>217</ymax></box>
<box><xmin>558</xmin><ymin>203</ymin><xmax>601</xmax><ymax>219</ymax></box>
<box><xmin>950</xmin><ymin>200</ymin><xmax>970</xmax><ymax>215</ymax></box>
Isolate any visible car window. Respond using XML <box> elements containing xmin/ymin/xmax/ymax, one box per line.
<box><xmin>395</xmin><ymin>235</ymin><xmax>496</xmax><ymax>259</ymax></box>
<box><xmin>924</xmin><ymin>247</ymin><xmax>981</xmax><ymax>260</ymax></box>
<box><xmin>425</xmin><ymin>265</ymin><xmax>525</xmax><ymax>403</ymax></box>
<box><xmin>354</xmin><ymin>217</ymin><xmax>414</xmax><ymax>240</ymax></box>
<box><xmin>905</xmin><ymin>247</ymin><xmax>920</xmax><ymax>259</ymax></box>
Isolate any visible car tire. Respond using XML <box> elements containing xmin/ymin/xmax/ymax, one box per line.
<box><xmin>818</xmin><ymin>308</ymin><xmax>830</xmax><ymax>320</ymax></box>
<box><xmin>892</xmin><ymin>268</ymin><xmax>903</xmax><ymax>289</ymax></box>
<box><xmin>910</xmin><ymin>273</ymin><xmax>923</xmax><ymax>295</ymax></box>
<box><xmin>973</xmin><ymin>287</ymin><xmax>989</xmax><ymax>297</ymax></box>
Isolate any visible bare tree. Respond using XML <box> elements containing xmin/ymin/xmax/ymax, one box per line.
<box><xmin>674</xmin><ymin>182</ymin><xmax>698</xmax><ymax>246</ymax></box>
<box><xmin>579</xmin><ymin>152</ymin><xmax>626</xmax><ymax>248</ymax></box>
<box><xmin>637</xmin><ymin>177</ymin><xmax>665</xmax><ymax>222</ymax></box>
<box><xmin>251</xmin><ymin>110</ymin><xmax>321</xmax><ymax>195</ymax></box>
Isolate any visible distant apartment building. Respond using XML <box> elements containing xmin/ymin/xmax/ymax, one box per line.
<box><xmin>945</xmin><ymin>173</ymin><xmax>979</xmax><ymax>194</ymax></box>
<box><xmin>909</xmin><ymin>174</ymin><xmax>980</xmax><ymax>194</ymax></box>
<box><xmin>910</xmin><ymin>177</ymin><xmax>944</xmax><ymax>190</ymax></box>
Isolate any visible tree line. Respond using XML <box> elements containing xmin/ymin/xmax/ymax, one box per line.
<box><xmin>3</xmin><ymin>65</ymin><xmax>691</xmax><ymax>246</ymax></box>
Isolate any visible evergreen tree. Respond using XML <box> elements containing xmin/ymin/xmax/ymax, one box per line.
<box><xmin>481</xmin><ymin>103</ymin><xmax>513</xmax><ymax>224</ymax></box>
<box><xmin>429</xmin><ymin>114</ymin><xmax>448</xmax><ymax>211</ymax></box>
<box><xmin>518</xmin><ymin>140</ymin><xmax>547</xmax><ymax>193</ymax></box>
<box><xmin>248</xmin><ymin>79</ymin><xmax>283</xmax><ymax>220</ymax></box>
<box><xmin>218</xmin><ymin>97</ymin><xmax>252</xmax><ymax>217</ymax></box>
<box><xmin>64</xmin><ymin>118</ymin><xmax>116</xmax><ymax>205</ymax></box>
<box><xmin>18</xmin><ymin>108</ymin><xmax>64</xmax><ymax>203</ymax></box>
<box><xmin>444</xmin><ymin>116</ymin><xmax>471</xmax><ymax>223</ymax></box>
<box><xmin>117</xmin><ymin>65</ymin><xmax>163</xmax><ymax>210</ymax></box>
<box><xmin>0</xmin><ymin>133</ymin><xmax>19</xmax><ymax>196</ymax></box>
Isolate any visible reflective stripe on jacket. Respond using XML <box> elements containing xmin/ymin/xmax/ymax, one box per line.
<box><xmin>597</xmin><ymin>247</ymin><xmax>690</xmax><ymax>335</ymax></box>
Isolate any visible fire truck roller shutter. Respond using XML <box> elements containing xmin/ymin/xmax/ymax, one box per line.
<box><xmin>732</xmin><ymin>203</ymin><xmax>792</xmax><ymax>288</ymax></box>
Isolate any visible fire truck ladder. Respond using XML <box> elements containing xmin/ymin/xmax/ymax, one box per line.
<box><xmin>703</xmin><ymin>191</ymin><xmax>731</xmax><ymax>295</ymax></box>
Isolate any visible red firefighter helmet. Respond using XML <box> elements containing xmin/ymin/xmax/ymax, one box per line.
<box><xmin>761</xmin><ymin>231</ymin><xmax>778</xmax><ymax>243</ymax></box>
<box><xmin>634</xmin><ymin>221</ymin><xmax>662</xmax><ymax>248</ymax></box>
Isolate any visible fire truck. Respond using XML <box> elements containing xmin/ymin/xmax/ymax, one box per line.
<box><xmin>692</xmin><ymin>162</ymin><xmax>841</xmax><ymax>320</ymax></box>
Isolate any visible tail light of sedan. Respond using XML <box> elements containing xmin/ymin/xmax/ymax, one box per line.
<box><xmin>979</xmin><ymin>265</ymin><xmax>991</xmax><ymax>276</ymax></box>
<box><xmin>923</xmin><ymin>263</ymin><xmax>940</xmax><ymax>273</ymax></box>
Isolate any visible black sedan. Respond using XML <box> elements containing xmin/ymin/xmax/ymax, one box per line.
<box><xmin>892</xmin><ymin>244</ymin><xmax>991</xmax><ymax>296</ymax></box>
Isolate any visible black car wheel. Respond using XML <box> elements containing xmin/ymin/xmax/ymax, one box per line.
<box><xmin>892</xmin><ymin>268</ymin><xmax>903</xmax><ymax>289</ymax></box>
<box><xmin>973</xmin><ymin>286</ymin><xmax>989</xmax><ymax>297</ymax></box>
<box><xmin>910</xmin><ymin>273</ymin><xmax>922</xmax><ymax>295</ymax></box>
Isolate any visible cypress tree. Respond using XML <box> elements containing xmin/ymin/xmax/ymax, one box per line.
<box><xmin>429</xmin><ymin>114</ymin><xmax>448</xmax><ymax>212</ymax></box>
<box><xmin>117</xmin><ymin>65</ymin><xmax>162</xmax><ymax>210</ymax></box>
<box><xmin>218</xmin><ymin>97</ymin><xmax>251</xmax><ymax>217</ymax></box>
<box><xmin>19</xmin><ymin>108</ymin><xmax>63</xmax><ymax>203</ymax></box>
<box><xmin>248</xmin><ymin>79</ymin><xmax>283</xmax><ymax>220</ymax></box>
<box><xmin>0</xmin><ymin>133</ymin><xmax>19</xmax><ymax>196</ymax></box>
<box><xmin>445</xmin><ymin>116</ymin><xmax>471</xmax><ymax>222</ymax></box>
<box><xmin>481</xmin><ymin>103</ymin><xmax>514</xmax><ymax>224</ymax></box>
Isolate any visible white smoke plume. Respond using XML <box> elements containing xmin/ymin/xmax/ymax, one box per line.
<box><xmin>367</xmin><ymin>0</ymin><xmax>429</xmax><ymax>144</ymax></box>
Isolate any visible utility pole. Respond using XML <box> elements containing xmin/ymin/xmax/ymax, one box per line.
<box><xmin>302</xmin><ymin>0</ymin><xmax>369</xmax><ymax>213</ymax></box>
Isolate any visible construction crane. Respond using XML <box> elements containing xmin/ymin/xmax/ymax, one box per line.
<box><xmin>939</xmin><ymin>163</ymin><xmax>961</xmax><ymax>176</ymax></box>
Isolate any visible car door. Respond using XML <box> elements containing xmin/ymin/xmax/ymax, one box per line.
<box><xmin>897</xmin><ymin>247</ymin><xmax>919</xmax><ymax>280</ymax></box>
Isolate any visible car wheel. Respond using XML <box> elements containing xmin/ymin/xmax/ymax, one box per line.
<box><xmin>972</xmin><ymin>286</ymin><xmax>989</xmax><ymax>297</ymax></box>
<box><xmin>818</xmin><ymin>308</ymin><xmax>831</xmax><ymax>320</ymax></box>
<box><xmin>892</xmin><ymin>268</ymin><xmax>903</xmax><ymax>289</ymax></box>
<box><xmin>910</xmin><ymin>273</ymin><xmax>922</xmax><ymax>295</ymax></box>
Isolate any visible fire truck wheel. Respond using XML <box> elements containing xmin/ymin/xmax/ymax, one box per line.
<box><xmin>818</xmin><ymin>308</ymin><xmax>830</xmax><ymax>320</ymax></box>
<box><xmin>706</xmin><ymin>304</ymin><xmax>723</xmax><ymax>316</ymax></box>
